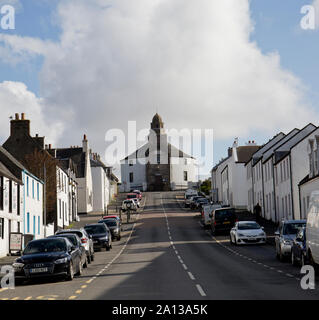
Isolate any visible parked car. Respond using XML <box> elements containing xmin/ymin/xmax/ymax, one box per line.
<box><xmin>132</xmin><ymin>190</ymin><xmax>142</xmax><ymax>200</ymax></box>
<box><xmin>185</xmin><ymin>194</ymin><xmax>199</xmax><ymax>208</ymax></box>
<box><xmin>190</xmin><ymin>196</ymin><xmax>206</xmax><ymax>210</ymax></box>
<box><xmin>306</xmin><ymin>191</ymin><xmax>319</xmax><ymax>267</ymax></box>
<box><xmin>127</xmin><ymin>193</ymin><xmax>140</xmax><ymax>203</ymax></box>
<box><xmin>84</xmin><ymin>223</ymin><xmax>112</xmax><ymax>251</ymax></box>
<box><xmin>99</xmin><ymin>218</ymin><xmax>121</xmax><ymax>241</ymax></box>
<box><xmin>291</xmin><ymin>227</ymin><xmax>307</xmax><ymax>266</ymax></box>
<box><xmin>201</xmin><ymin>204</ymin><xmax>222</xmax><ymax>228</ymax></box>
<box><xmin>195</xmin><ymin>198</ymin><xmax>210</xmax><ymax>211</ymax></box>
<box><xmin>210</xmin><ymin>207</ymin><xmax>237</xmax><ymax>235</ymax></box>
<box><xmin>13</xmin><ymin>238</ymin><xmax>82</xmax><ymax>284</ymax></box>
<box><xmin>230</xmin><ymin>221</ymin><xmax>266</xmax><ymax>245</ymax></box>
<box><xmin>103</xmin><ymin>215</ymin><xmax>122</xmax><ymax>230</ymax></box>
<box><xmin>184</xmin><ymin>189</ymin><xmax>198</xmax><ymax>200</ymax></box>
<box><xmin>122</xmin><ymin>199</ymin><xmax>137</xmax><ymax>212</ymax></box>
<box><xmin>275</xmin><ymin>220</ymin><xmax>306</xmax><ymax>261</ymax></box>
<box><xmin>55</xmin><ymin>228</ymin><xmax>94</xmax><ymax>263</ymax></box>
<box><xmin>48</xmin><ymin>233</ymin><xmax>88</xmax><ymax>268</ymax></box>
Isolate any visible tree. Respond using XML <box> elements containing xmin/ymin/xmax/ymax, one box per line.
<box><xmin>200</xmin><ymin>179</ymin><xmax>211</xmax><ymax>196</ymax></box>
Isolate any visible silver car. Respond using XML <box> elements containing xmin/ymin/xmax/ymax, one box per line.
<box><xmin>275</xmin><ymin>220</ymin><xmax>306</xmax><ymax>261</ymax></box>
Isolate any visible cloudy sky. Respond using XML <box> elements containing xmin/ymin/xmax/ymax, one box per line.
<box><xmin>0</xmin><ymin>0</ymin><xmax>318</xmax><ymax>178</ymax></box>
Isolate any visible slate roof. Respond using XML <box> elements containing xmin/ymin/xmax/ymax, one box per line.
<box><xmin>0</xmin><ymin>145</ymin><xmax>25</xmax><ymax>183</ymax></box>
<box><xmin>273</xmin><ymin>123</ymin><xmax>317</xmax><ymax>164</ymax></box>
<box><xmin>0</xmin><ymin>161</ymin><xmax>21</xmax><ymax>184</ymax></box>
<box><xmin>236</xmin><ymin>146</ymin><xmax>260</xmax><ymax>163</ymax></box>
<box><xmin>53</xmin><ymin>148</ymin><xmax>86</xmax><ymax>178</ymax></box>
<box><xmin>122</xmin><ymin>142</ymin><xmax>194</xmax><ymax>161</ymax></box>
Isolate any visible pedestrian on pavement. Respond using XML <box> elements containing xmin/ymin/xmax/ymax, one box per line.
<box><xmin>254</xmin><ymin>203</ymin><xmax>262</xmax><ymax>223</ymax></box>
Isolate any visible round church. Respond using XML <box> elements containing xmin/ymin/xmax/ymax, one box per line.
<box><xmin>121</xmin><ymin>114</ymin><xmax>198</xmax><ymax>192</ymax></box>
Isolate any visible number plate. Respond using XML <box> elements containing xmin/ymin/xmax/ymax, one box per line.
<box><xmin>30</xmin><ymin>267</ymin><xmax>48</xmax><ymax>273</ymax></box>
<box><xmin>223</xmin><ymin>221</ymin><xmax>231</xmax><ymax>225</ymax></box>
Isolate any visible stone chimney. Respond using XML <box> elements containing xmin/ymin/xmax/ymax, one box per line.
<box><xmin>10</xmin><ymin>113</ymin><xmax>30</xmax><ymax>137</ymax></box>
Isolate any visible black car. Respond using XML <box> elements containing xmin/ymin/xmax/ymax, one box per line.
<box><xmin>210</xmin><ymin>208</ymin><xmax>237</xmax><ymax>235</ymax></box>
<box><xmin>190</xmin><ymin>197</ymin><xmax>206</xmax><ymax>210</ymax></box>
<box><xmin>84</xmin><ymin>224</ymin><xmax>112</xmax><ymax>251</ymax></box>
<box><xmin>13</xmin><ymin>238</ymin><xmax>82</xmax><ymax>284</ymax></box>
<box><xmin>98</xmin><ymin>219</ymin><xmax>121</xmax><ymax>241</ymax></box>
<box><xmin>195</xmin><ymin>198</ymin><xmax>210</xmax><ymax>211</ymax></box>
<box><xmin>48</xmin><ymin>233</ymin><xmax>88</xmax><ymax>268</ymax></box>
<box><xmin>291</xmin><ymin>227</ymin><xmax>307</xmax><ymax>266</ymax></box>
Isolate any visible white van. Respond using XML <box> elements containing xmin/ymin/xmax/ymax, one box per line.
<box><xmin>306</xmin><ymin>190</ymin><xmax>319</xmax><ymax>265</ymax></box>
<box><xmin>201</xmin><ymin>204</ymin><xmax>222</xmax><ymax>228</ymax></box>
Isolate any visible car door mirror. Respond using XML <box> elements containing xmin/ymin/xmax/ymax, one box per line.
<box><xmin>274</xmin><ymin>230</ymin><xmax>280</xmax><ymax>236</ymax></box>
<box><xmin>261</xmin><ymin>227</ymin><xmax>264</xmax><ymax>230</ymax></box>
<box><xmin>70</xmin><ymin>246</ymin><xmax>76</xmax><ymax>252</ymax></box>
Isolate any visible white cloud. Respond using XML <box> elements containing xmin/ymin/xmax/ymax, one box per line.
<box><xmin>0</xmin><ymin>81</ymin><xmax>63</xmax><ymax>144</ymax></box>
<box><xmin>0</xmin><ymin>0</ymin><xmax>317</xmax><ymax>167</ymax></box>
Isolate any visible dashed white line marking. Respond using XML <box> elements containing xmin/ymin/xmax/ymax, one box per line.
<box><xmin>188</xmin><ymin>272</ymin><xmax>195</xmax><ymax>280</ymax></box>
<box><xmin>196</xmin><ymin>284</ymin><xmax>206</xmax><ymax>297</ymax></box>
<box><xmin>182</xmin><ymin>264</ymin><xmax>188</xmax><ymax>270</ymax></box>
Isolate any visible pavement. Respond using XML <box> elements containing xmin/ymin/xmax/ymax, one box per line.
<box><xmin>0</xmin><ymin>191</ymin><xmax>318</xmax><ymax>300</ymax></box>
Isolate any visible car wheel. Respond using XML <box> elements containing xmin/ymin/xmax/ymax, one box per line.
<box><xmin>87</xmin><ymin>253</ymin><xmax>91</xmax><ymax>264</ymax></box>
<box><xmin>14</xmin><ymin>278</ymin><xmax>24</xmax><ymax>286</ymax></box>
<box><xmin>279</xmin><ymin>247</ymin><xmax>284</xmax><ymax>262</ymax></box>
<box><xmin>83</xmin><ymin>256</ymin><xmax>88</xmax><ymax>268</ymax></box>
<box><xmin>301</xmin><ymin>254</ymin><xmax>305</xmax><ymax>267</ymax></box>
<box><xmin>229</xmin><ymin>234</ymin><xmax>233</xmax><ymax>245</ymax></box>
<box><xmin>91</xmin><ymin>253</ymin><xmax>94</xmax><ymax>262</ymax></box>
<box><xmin>77</xmin><ymin>260</ymin><xmax>83</xmax><ymax>276</ymax></box>
<box><xmin>234</xmin><ymin>237</ymin><xmax>237</xmax><ymax>246</ymax></box>
<box><xmin>291</xmin><ymin>251</ymin><xmax>297</xmax><ymax>266</ymax></box>
<box><xmin>66</xmin><ymin>262</ymin><xmax>74</xmax><ymax>281</ymax></box>
<box><xmin>118</xmin><ymin>235</ymin><xmax>121</xmax><ymax>241</ymax></box>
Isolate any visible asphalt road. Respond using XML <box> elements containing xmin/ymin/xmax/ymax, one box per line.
<box><xmin>1</xmin><ymin>191</ymin><xmax>319</xmax><ymax>300</ymax></box>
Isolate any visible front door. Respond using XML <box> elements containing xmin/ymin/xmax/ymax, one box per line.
<box><xmin>154</xmin><ymin>175</ymin><xmax>164</xmax><ymax>191</ymax></box>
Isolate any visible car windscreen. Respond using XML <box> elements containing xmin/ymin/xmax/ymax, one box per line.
<box><xmin>100</xmin><ymin>220</ymin><xmax>117</xmax><ymax>227</ymax></box>
<box><xmin>238</xmin><ymin>222</ymin><xmax>260</xmax><ymax>230</ymax></box>
<box><xmin>84</xmin><ymin>225</ymin><xmax>106</xmax><ymax>235</ymax></box>
<box><xmin>24</xmin><ymin>239</ymin><xmax>67</xmax><ymax>255</ymax></box>
<box><xmin>215</xmin><ymin>209</ymin><xmax>235</xmax><ymax>220</ymax></box>
<box><xmin>283</xmin><ymin>223</ymin><xmax>306</xmax><ymax>235</ymax></box>
<box><xmin>53</xmin><ymin>234</ymin><xmax>77</xmax><ymax>246</ymax></box>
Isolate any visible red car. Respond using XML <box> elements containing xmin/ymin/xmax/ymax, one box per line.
<box><xmin>132</xmin><ymin>190</ymin><xmax>142</xmax><ymax>200</ymax></box>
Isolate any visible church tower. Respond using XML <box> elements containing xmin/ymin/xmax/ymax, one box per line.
<box><xmin>146</xmin><ymin>113</ymin><xmax>171</xmax><ymax>191</ymax></box>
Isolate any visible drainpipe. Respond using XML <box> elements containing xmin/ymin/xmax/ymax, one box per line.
<box><xmin>289</xmin><ymin>154</ymin><xmax>295</xmax><ymax>220</ymax></box>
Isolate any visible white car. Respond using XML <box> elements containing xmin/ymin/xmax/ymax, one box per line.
<box><xmin>230</xmin><ymin>221</ymin><xmax>266</xmax><ymax>245</ymax></box>
<box><xmin>122</xmin><ymin>199</ymin><xmax>137</xmax><ymax>212</ymax></box>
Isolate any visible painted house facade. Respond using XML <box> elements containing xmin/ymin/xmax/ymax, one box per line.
<box><xmin>212</xmin><ymin>139</ymin><xmax>260</xmax><ymax>208</ymax></box>
<box><xmin>53</xmin><ymin>135</ymin><xmax>93</xmax><ymax>215</ymax></box>
<box><xmin>273</xmin><ymin>124</ymin><xmax>317</xmax><ymax>221</ymax></box>
<box><xmin>0</xmin><ymin>160</ymin><xmax>23</xmax><ymax>257</ymax></box>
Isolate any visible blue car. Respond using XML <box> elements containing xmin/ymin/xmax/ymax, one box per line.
<box><xmin>291</xmin><ymin>227</ymin><xmax>307</xmax><ymax>266</ymax></box>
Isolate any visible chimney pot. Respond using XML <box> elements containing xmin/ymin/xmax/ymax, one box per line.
<box><xmin>21</xmin><ymin>113</ymin><xmax>25</xmax><ymax>120</ymax></box>
<box><xmin>15</xmin><ymin>113</ymin><xmax>19</xmax><ymax>120</ymax></box>
<box><xmin>83</xmin><ymin>134</ymin><xmax>87</xmax><ymax>141</ymax></box>
<box><xmin>49</xmin><ymin>144</ymin><xmax>52</xmax><ymax>149</ymax></box>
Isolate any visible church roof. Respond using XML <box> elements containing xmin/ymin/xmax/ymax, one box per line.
<box><xmin>122</xmin><ymin>142</ymin><xmax>194</xmax><ymax>160</ymax></box>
